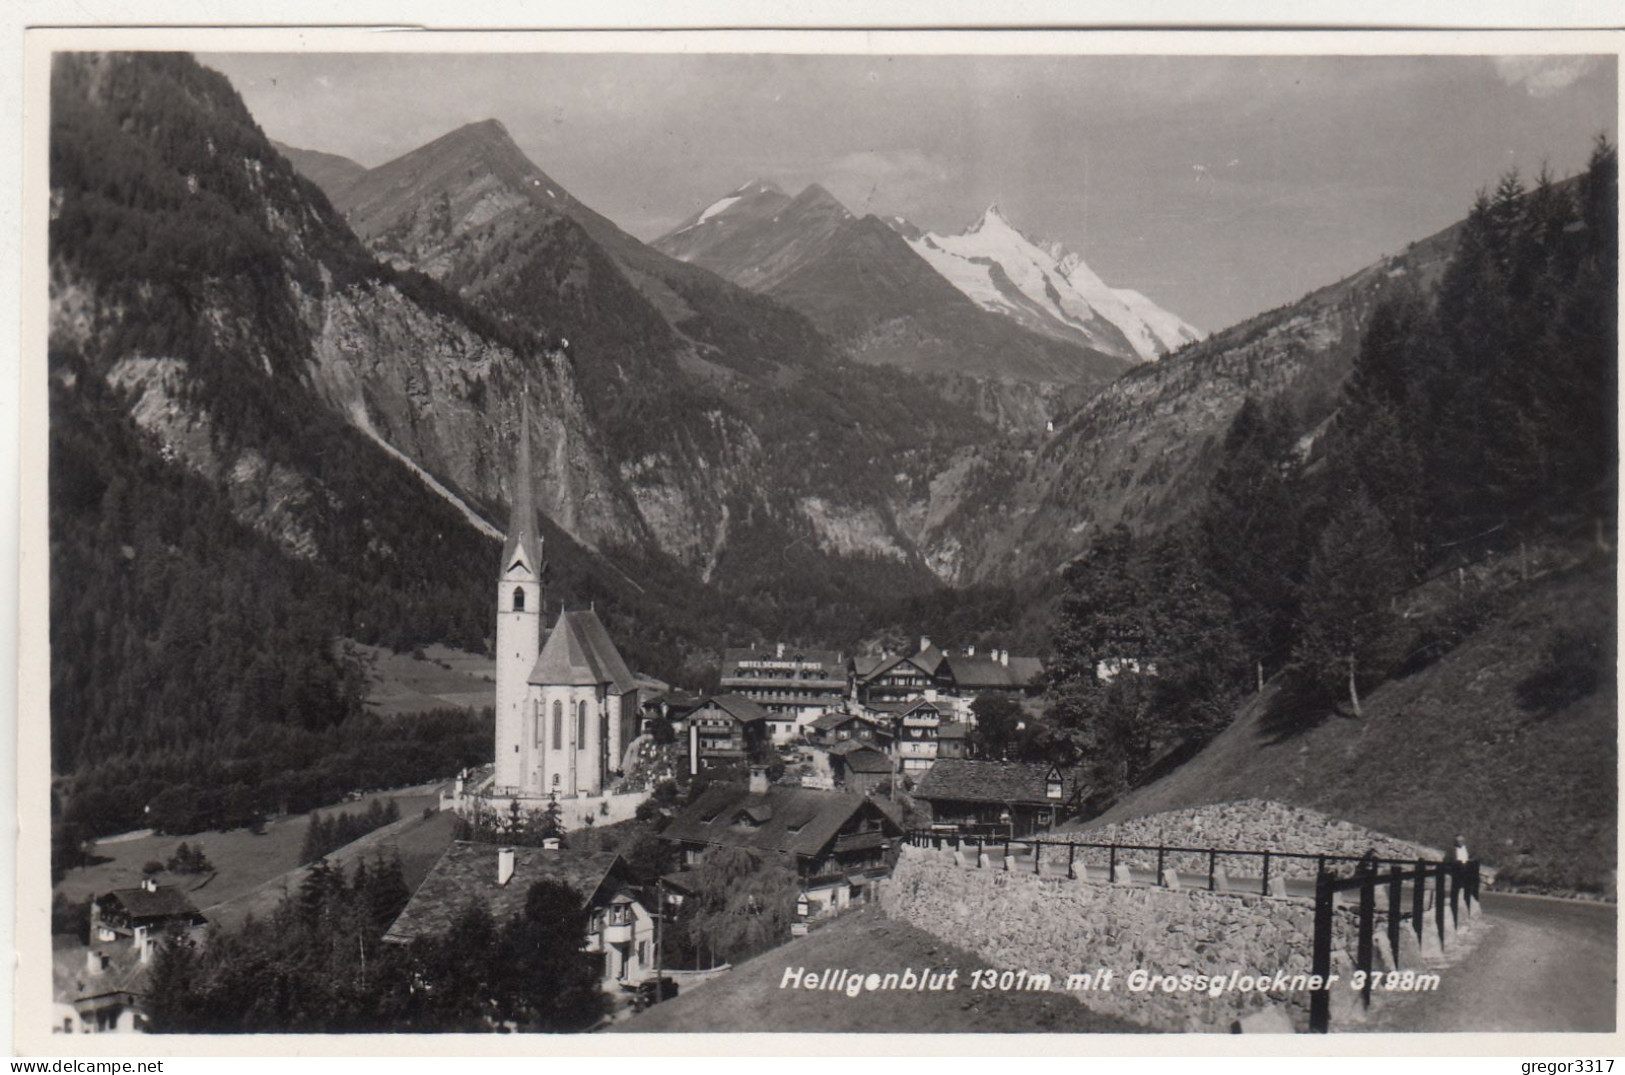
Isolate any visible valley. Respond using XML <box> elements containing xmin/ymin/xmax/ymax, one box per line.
<box><xmin>37</xmin><ymin>46</ymin><xmax>1616</xmax><ymax>1042</ymax></box>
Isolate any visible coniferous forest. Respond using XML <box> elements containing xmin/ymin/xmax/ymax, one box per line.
<box><xmin>1040</xmin><ymin>141</ymin><xmax>1617</xmax><ymax>800</ymax></box>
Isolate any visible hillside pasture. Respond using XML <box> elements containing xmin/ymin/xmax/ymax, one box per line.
<box><xmin>55</xmin><ymin>783</ymin><xmax>445</xmax><ymax>909</ymax></box>
<box><xmin>1075</xmin><ymin>554</ymin><xmax>1616</xmax><ymax>894</ymax></box>
<box><xmin>353</xmin><ymin>641</ymin><xmax>495</xmax><ymax>716</ymax></box>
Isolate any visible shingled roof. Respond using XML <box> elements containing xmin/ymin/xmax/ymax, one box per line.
<box><xmin>97</xmin><ymin>885</ymin><xmax>205</xmax><ymax>924</ymax></box>
<box><xmin>384</xmin><ymin>842</ymin><xmax>630</xmax><ymax>944</ymax></box>
<box><xmin>661</xmin><ymin>784</ymin><xmax>901</xmax><ymax>860</ymax></box>
<box><xmin>809</xmin><ymin>710</ymin><xmax>873</xmax><ymax>733</ymax></box>
<box><xmin>697</xmin><ymin>693</ymin><xmax>769</xmax><ymax>724</ymax></box>
<box><xmin>942</xmin><ymin>654</ymin><xmax>1045</xmax><ymax>691</ymax></box>
<box><xmin>500</xmin><ymin>399</ymin><xmax>544</xmax><ymax>577</ymax></box>
<box><xmin>914</xmin><ymin>759</ymin><xmax>1082</xmax><ymax>808</ymax></box>
<box><xmin>53</xmin><ymin>945</ymin><xmax>151</xmax><ymax>1007</ymax></box>
<box><xmin>836</xmin><ymin>748</ymin><xmax>894</xmax><ymax>775</ymax></box>
<box><xmin>528</xmin><ymin>609</ymin><xmax>637</xmax><ymax>691</ymax></box>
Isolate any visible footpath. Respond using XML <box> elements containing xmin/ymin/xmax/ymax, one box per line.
<box><xmin>1366</xmin><ymin>892</ymin><xmax>1616</xmax><ymax>1032</ymax></box>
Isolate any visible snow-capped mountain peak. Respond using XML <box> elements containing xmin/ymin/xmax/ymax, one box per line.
<box><xmin>903</xmin><ymin>203</ymin><xmax>1202</xmax><ymax>362</ymax></box>
<box><xmin>735</xmin><ymin>177</ymin><xmax>784</xmax><ymax>196</ymax></box>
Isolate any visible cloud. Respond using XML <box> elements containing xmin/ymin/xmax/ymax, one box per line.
<box><xmin>815</xmin><ymin>149</ymin><xmax>953</xmax><ymax>216</ymax></box>
<box><xmin>1492</xmin><ymin>56</ymin><xmax>1601</xmax><ymax>98</ymax></box>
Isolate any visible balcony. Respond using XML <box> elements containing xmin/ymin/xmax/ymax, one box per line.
<box><xmin>603</xmin><ymin>921</ymin><xmax>634</xmax><ymax>944</ymax></box>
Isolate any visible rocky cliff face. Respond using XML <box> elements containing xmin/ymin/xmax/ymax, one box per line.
<box><xmin>656</xmin><ymin>183</ymin><xmax>1132</xmax><ymax>431</ymax></box>
<box><xmin>911</xmin><ymin>226</ymin><xmax>1462</xmax><ymax>584</ymax></box>
<box><xmin>313</xmin><ymin>119</ymin><xmax>987</xmax><ymax>595</ymax></box>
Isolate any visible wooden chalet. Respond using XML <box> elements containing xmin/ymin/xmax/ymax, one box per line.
<box><xmin>913</xmin><ymin>759</ymin><xmax>1085</xmax><ymax>838</ymax></box>
<box><xmin>685</xmin><ymin>693</ymin><xmax>770</xmax><ymax>774</ymax></box>
<box><xmin>660</xmin><ymin>770</ymin><xmax>904</xmax><ymax>913</ymax></box>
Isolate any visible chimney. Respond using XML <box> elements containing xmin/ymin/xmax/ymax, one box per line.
<box><xmin>919</xmin><ymin>636</ymin><xmax>932</xmax><ymax>654</ymax></box>
<box><xmin>141</xmin><ymin>877</ymin><xmax>158</xmax><ymax>894</ymax></box>
<box><xmin>776</xmin><ymin>641</ymin><xmax>785</xmax><ymax>659</ymax></box>
<box><xmin>966</xmin><ymin>644</ymin><xmax>975</xmax><ymax>657</ymax></box>
<box><xmin>85</xmin><ymin>948</ymin><xmax>105</xmax><ymax>976</ymax></box>
<box><xmin>497</xmin><ymin>846</ymin><xmax>516</xmax><ymax>886</ymax></box>
<box><xmin>135</xmin><ymin>926</ymin><xmax>152</xmax><ymax>964</ymax></box>
<box><xmin>1001</xmin><ymin>649</ymin><xmax>1010</xmax><ymax>667</ymax></box>
<box><xmin>749</xmin><ymin>765</ymin><xmax>770</xmax><ymax>795</ymax></box>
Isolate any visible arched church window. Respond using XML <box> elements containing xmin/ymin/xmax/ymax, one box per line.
<box><xmin>512</xmin><ymin>586</ymin><xmax>526</xmax><ymax>612</ymax></box>
<box><xmin>552</xmin><ymin>701</ymin><xmax>563</xmax><ymax>750</ymax></box>
<box><xmin>577</xmin><ymin>700</ymin><xmax>588</xmax><ymax>744</ymax></box>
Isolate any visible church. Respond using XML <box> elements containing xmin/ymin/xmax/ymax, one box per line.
<box><xmin>489</xmin><ymin>409</ymin><xmax>641</xmax><ymax>804</ymax></box>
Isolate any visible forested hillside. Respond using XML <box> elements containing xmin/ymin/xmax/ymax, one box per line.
<box><xmin>1025</xmin><ymin>142</ymin><xmax>1617</xmax><ymax>827</ymax></box>
<box><xmin>47</xmin><ymin>54</ymin><xmax>741</xmax><ymax>847</ymax></box>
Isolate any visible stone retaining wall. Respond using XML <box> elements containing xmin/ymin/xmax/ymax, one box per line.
<box><xmin>881</xmin><ymin>845</ymin><xmax>1370</xmax><ymax>1032</ymax></box>
<box><xmin>1071</xmin><ymin>800</ymin><xmax>1440</xmax><ymax>881</ymax></box>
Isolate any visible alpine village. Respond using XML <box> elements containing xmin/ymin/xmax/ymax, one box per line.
<box><xmin>45</xmin><ymin>52</ymin><xmax>1616</xmax><ymax>1036</ymax></box>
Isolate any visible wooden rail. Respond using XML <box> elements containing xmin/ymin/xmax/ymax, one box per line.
<box><xmin>1308</xmin><ymin>858</ymin><xmax>1480</xmax><ymax>1032</ymax></box>
<box><xmin>904</xmin><ymin>828</ymin><xmax>1426</xmax><ymax>893</ymax></box>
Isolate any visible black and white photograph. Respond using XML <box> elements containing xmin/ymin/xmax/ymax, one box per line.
<box><xmin>14</xmin><ymin>23</ymin><xmax>1622</xmax><ymax>1052</ymax></box>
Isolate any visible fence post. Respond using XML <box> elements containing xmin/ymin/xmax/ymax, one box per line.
<box><xmin>1310</xmin><ymin>868</ymin><xmax>1334</xmax><ymax>1033</ymax></box>
<box><xmin>1434</xmin><ymin>865</ymin><xmax>1447</xmax><ymax>948</ymax></box>
<box><xmin>1261</xmin><ymin>851</ymin><xmax>1271</xmax><ymax>897</ymax></box>
<box><xmin>1208</xmin><ymin>850</ymin><xmax>1217</xmax><ymax>892</ymax></box>
<box><xmin>1034</xmin><ymin>840</ymin><xmax>1043</xmax><ymax>875</ymax></box>
<box><xmin>1110</xmin><ymin>845</ymin><xmax>1118</xmax><ymax>882</ymax></box>
<box><xmin>1067</xmin><ymin>842</ymin><xmax>1077</xmax><ymax>880</ymax></box>
<box><xmin>1157</xmin><ymin>846</ymin><xmax>1166</xmax><ymax>887</ymax></box>
<box><xmin>1358</xmin><ymin>874</ymin><xmax>1376</xmax><ymax>1009</ymax></box>
<box><xmin>1449</xmin><ymin>862</ymin><xmax>1461</xmax><ymax>929</ymax></box>
<box><xmin>1387</xmin><ymin>869</ymin><xmax>1403</xmax><ymax>970</ymax></box>
<box><xmin>1412</xmin><ymin>859</ymin><xmax>1427</xmax><ymax>945</ymax></box>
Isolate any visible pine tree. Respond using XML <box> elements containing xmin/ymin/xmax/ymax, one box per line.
<box><xmin>1198</xmin><ymin>397</ymin><xmax>1302</xmax><ymax>678</ymax></box>
<box><xmin>1290</xmin><ymin>488</ymin><xmax>1407</xmax><ymax>716</ymax></box>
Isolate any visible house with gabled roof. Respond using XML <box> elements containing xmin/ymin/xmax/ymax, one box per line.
<box><xmin>720</xmin><ymin>642</ymin><xmax>847</xmax><ymax>739</ymax></box>
<box><xmin>827</xmin><ymin>741</ymin><xmax>894</xmax><ymax>795</ymax></box>
<box><xmin>864</xmin><ymin>698</ymin><xmax>943</xmax><ymax>774</ymax></box>
<box><xmin>913</xmin><ymin>759</ymin><xmax>1085</xmax><ymax>838</ymax></box>
<box><xmin>54</xmin><ymin>880</ymin><xmax>206</xmax><ymax>1035</ymax></box>
<box><xmin>853</xmin><ymin>649</ymin><xmax>942</xmax><ymax>705</ymax></box>
<box><xmin>686</xmin><ymin>693</ymin><xmax>770</xmax><ymax>774</ymax></box>
<box><xmin>940</xmin><ymin>651</ymin><xmax>1046</xmax><ymax>696</ymax></box>
<box><xmin>660</xmin><ymin>770</ymin><xmax>904</xmax><ymax>913</ymax></box>
<box><xmin>385</xmin><ymin>841</ymin><xmax>656</xmax><ymax>992</ymax></box>
<box><xmin>807</xmin><ymin>709</ymin><xmax>893</xmax><ymax>750</ymax></box>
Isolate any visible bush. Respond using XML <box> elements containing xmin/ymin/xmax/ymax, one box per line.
<box><xmin>166</xmin><ymin>841</ymin><xmax>213</xmax><ymax>874</ymax></box>
<box><xmin>1517</xmin><ymin>627</ymin><xmax>1608</xmax><ymax>716</ymax></box>
<box><xmin>142</xmin><ymin>859</ymin><xmax>164</xmax><ymax>875</ymax></box>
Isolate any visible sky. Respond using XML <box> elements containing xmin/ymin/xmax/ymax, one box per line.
<box><xmin>201</xmin><ymin>51</ymin><xmax>1616</xmax><ymax>333</ymax></box>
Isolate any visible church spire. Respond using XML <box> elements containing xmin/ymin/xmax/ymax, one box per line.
<box><xmin>500</xmin><ymin>392</ymin><xmax>542</xmax><ymax>575</ymax></box>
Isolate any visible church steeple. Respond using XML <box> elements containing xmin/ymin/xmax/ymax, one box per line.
<box><xmin>500</xmin><ymin>396</ymin><xmax>543</xmax><ymax>576</ymax></box>
<box><xmin>495</xmin><ymin>391</ymin><xmax>544</xmax><ymax>795</ymax></box>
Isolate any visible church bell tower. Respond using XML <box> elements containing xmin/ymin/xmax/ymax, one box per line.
<box><xmin>494</xmin><ymin>398</ymin><xmax>543</xmax><ymax>792</ymax></box>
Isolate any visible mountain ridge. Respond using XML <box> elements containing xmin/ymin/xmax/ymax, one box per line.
<box><xmin>899</xmin><ymin>203</ymin><xmax>1204</xmax><ymax>362</ymax></box>
<box><xmin>651</xmin><ymin>178</ymin><xmax>1134</xmax><ymax>429</ymax></box>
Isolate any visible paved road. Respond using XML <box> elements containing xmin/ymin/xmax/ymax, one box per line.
<box><xmin>1370</xmin><ymin>893</ymin><xmax>1616</xmax><ymax>1033</ymax></box>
